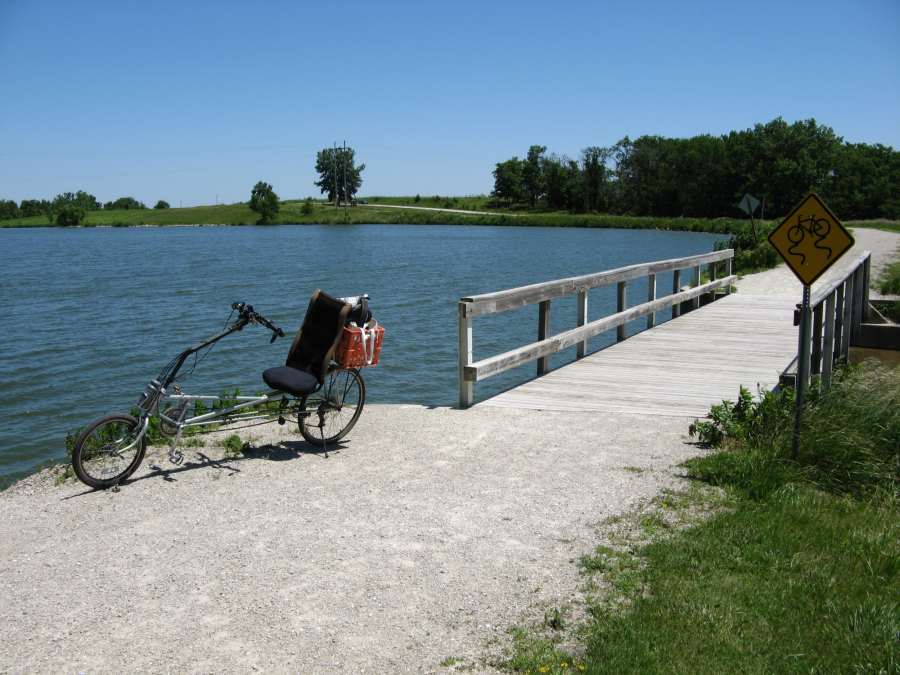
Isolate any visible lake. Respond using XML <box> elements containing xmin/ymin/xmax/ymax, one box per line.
<box><xmin>0</xmin><ymin>224</ymin><xmax>728</xmax><ymax>486</ymax></box>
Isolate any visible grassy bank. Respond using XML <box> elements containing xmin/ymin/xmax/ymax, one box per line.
<box><xmin>0</xmin><ymin>199</ymin><xmax>755</xmax><ymax>233</ymax></box>
<box><xmin>506</xmin><ymin>362</ymin><xmax>899</xmax><ymax>673</ymax></box>
<box><xmin>2</xmin><ymin>197</ymin><xmax>895</xmax><ymax>234</ymax></box>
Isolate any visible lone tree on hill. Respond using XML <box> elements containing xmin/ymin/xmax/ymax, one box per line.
<box><xmin>154</xmin><ymin>200</ymin><xmax>170</xmax><ymax>209</ymax></box>
<box><xmin>249</xmin><ymin>181</ymin><xmax>280</xmax><ymax>224</ymax></box>
<box><xmin>104</xmin><ymin>197</ymin><xmax>145</xmax><ymax>210</ymax></box>
<box><xmin>315</xmin><ymin>146</ymin><xmax>365</xmax><ymax>205</ymax></box>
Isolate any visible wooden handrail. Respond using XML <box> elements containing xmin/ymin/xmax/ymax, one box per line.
<box><xmin>461</xmin><ymin>249</ymin><xmax>734</xmax><ymax>317</ymax></box>
<box><xmin>465</xmin><ymin>276</ymin><xmax>735</xmax><ymax>382</ymax></box>
<box><xmin>809</xmin><ymin>252</ymin><xmax>870</xmax><ymax>309</ymax></box>
<box><xmin>458</xmin><ymin>249</ymin><xmax>735</xmax><ymax>407</ymax></box>
<box><xmin>796</xmin><ymin>250</ymin><xmax>871</xmax><ymax>392</ymax></box>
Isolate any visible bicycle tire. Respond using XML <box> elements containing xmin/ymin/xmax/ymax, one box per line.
<box><xmin>72</xmin><ymin>413</ymin><xmax>147</xmax><ymax>489</ymax></box>
<box><xmin>299</xmin><ymin>368</ymin><xmax>366</xmax><ymax>446</ymax></box>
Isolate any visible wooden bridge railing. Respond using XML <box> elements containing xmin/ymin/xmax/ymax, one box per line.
<box><xmin>795</xmin><ymin>251</ymin><xmax>871</xmax><ymax>392</ymax></box>
<box><xmin>458</xmin><ymin>249</ymin><xmax>736</xmax><ymax>408</ymax></box>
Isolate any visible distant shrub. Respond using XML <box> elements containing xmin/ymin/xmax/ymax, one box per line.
<box><xmin>301</xmin><ymin>197</ymin><xmax>314</xmax><ymax>215</ymax></box>
<box><xmin>414</xmin><ymin>194</ymin><xmax>421</xmax><ymax>203</ymax></box>
<box><xmin>55</xmin><ymin>205</ymin><xmax>85</xmax><ymax>227</ymax></box>
<box><xmin>154</xmin><ymin>200</ymin><xmax>170</xmax><ymax>210</ymax></box>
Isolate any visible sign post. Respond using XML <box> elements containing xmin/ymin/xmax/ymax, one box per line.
<box><xmin>793</xmin><ymin>285</ymin><xmax>811</xmax><ymax>457</ymax></box>
<box><xmin>767</xmin><ymin>193</ymin><xmax>854</xmax><ymax>457</ymax></box>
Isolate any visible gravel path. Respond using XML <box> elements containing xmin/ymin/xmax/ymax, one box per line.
<box><xmin>359</xmin><ymin>203</ymin><xmax>518</xmax><ymax>217</ymax></box>
<box><xmin>735</xmin><ymin>226</ymin><xmax>898</xmax><ymax>297</ymax></box>
<box><xmin>1</xmin><ymin>405</ymin><xmax>698</xmax><ymax>672</ymax></box>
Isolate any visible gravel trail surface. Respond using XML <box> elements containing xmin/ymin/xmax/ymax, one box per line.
<box><xmin>735</xmin><ymin>226</ymin><xmax>898</xmax><ymax>297</ymax></box>
<box><xmin>1</xmin><ymin>405</ymin><xmax>697</xmax><ymax>672</ymax></box>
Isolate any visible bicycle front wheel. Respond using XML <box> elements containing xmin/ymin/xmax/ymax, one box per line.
<box><xmin>299</xmin><ymin>368</ymin><xmax>365</xmax><ymax>445</ymax></box>
<box><xmin>72</xmin><ymin>413</ymin><xmax>147</xmax><ymax>489</ymax></box>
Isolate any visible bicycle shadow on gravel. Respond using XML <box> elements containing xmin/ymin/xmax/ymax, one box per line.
<box><xmin>63</xmin><ymin>440</ymin><xmax>349</xmax><ymax>497</ymax></box>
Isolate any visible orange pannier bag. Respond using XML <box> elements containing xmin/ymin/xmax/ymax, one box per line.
<box><xmin>335</xmin><ymin>322</ymin><xmax>385</xmax><ymax>368</ymax></box>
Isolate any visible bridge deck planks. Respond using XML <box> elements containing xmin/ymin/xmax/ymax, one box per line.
<box><xmin>477</xmin><ymin>294</ymin><xmax>797</xmax><ymax>418</ymax></box>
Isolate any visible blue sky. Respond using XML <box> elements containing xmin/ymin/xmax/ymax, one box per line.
<box><xmin>1</xmin><ymin>0</ymin><xmax>898</xmax><ymax>206</ymax></box>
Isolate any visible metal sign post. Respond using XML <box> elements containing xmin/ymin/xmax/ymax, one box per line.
<box><xmin>768</xmin><ymin>193</ymin><xmax>853</xmax><ymax>459</ymax></box>
<box><xmin>792</xmin><ymin>284</ymin><xmax>811</xmax><ymax>457</ymax></box>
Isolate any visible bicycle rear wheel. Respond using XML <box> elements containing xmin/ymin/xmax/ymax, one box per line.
<box><xmin>299</xmin><ymin>368</ymin><xmax>365</xmax><ymax>445</ymax></box>
<box><xmin>71</xmin><ymin>413</ymin><xmax>147</xmax><ymax>489</ymax></box>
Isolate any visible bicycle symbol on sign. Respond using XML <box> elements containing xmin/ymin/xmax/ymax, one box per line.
<box><xmin>787</xmin><ymin>214</ymin><xmax>832</xmax><ymax>266</ymax></box>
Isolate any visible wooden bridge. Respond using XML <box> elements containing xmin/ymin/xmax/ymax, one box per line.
<box><xmin>458</xmin><ymin>249</ymin><xmax>873</xmax><ymax>416</ymax></box>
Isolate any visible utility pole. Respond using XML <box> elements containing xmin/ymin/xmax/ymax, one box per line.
<box><xmin>343</xmin><ymin>140</ymin><xmax>349</xmax><ymax>220</ymax></box>
<box><xmin>333</xmin><ymin>142</ymin><xmax>339</xmax><ymax>208</ymax></box>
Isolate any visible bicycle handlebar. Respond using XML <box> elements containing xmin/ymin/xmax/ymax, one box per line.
<box><xmin>230</xmin><ymin>302</ymin><xmax>285</xmax><ymax>342</ymax></box>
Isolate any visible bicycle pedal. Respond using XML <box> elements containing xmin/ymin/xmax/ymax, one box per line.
<box><xmin>168</xmin><ymin>450</ymin><xmax>184</xmax><ymax>465</ymax></box>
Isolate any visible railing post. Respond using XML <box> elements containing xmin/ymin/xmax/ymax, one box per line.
<box><xmin>834</xmin><ymin>282</ymin><xmax>845</xmax><ymax>363</ymax></box>
<box><xmin>458</xmin><ymin>301</ymin><xmax>474</xmax><ymax>408</ymax></box>
<box><xmin>724</xmin><ymin>257</ymin><xmax>732</xmax><ymax>295</ymax></box>
<box><xmin>822</xmin><ymin>292</ymin><xmax>836</xmax><ymax>391</ymax></box>
<box><xmin>851</xmin><ymin>266</ymin><xmax>864</xmax><ymax>344</ymax></box>
<box><xmin>537</xmin><ymin>300</ymin><xmax>551</xmax><ymax>375</ymax></box>
<box><xmin>811</xmin><ymin>302</ymin><xmax>823</xmax><ymax>375</ymax></box>
<box><xmin>692</xmin><ymin>265</ymin><xmax>701</xmax><ymax>309</ymax></box>
<box><xmin>842</xmin><ymin>274</ymin><xmax>854</xmax><ymax>359</ymax></box>
<box><xmin>576</xmin><ymin>289</ymin><xmax>588</xmax><ymax>358</ymax></box>
<box><xmin>862</xmin><ymin>255</ymin><xmax>871</xmax><ymax>322</ymax></box>
<box><xmin>617</xmin><ymin>281</ymin><xmax>627</xmax><ymax>341</ymax></box>
<box><xmin>646</xmin><ymin>274</ymin><xmax>656</xmax><ymax>330</ymax></box>
<box><xmin>671</xmin><ymin>269</ymin><xmax>681</xmax><ymax>319</ymax></box>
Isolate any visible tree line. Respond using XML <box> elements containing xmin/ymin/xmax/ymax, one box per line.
<box><xmin>491</xmin><ymin>118</ymin><xmax>899</xmax><ymax>220</ymax></box>
<box><xmin>0</xmin><ymin>191</ymin><xmax>171</xmax><ymax>224</ymax></box>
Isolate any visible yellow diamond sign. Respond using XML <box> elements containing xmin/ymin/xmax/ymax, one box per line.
<box><xmin>768</xmin><ymin>193</ymin><xmax>854</xmax><ymax>286</ymax></box>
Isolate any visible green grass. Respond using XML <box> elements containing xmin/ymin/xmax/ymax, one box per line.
<box><xmin>0</xmin><ymin>198</ymin><xmax>754</xmax><ymax>235</ymax></box>
<box><xmin>222</xmin><ymin>434</ymin><xmax>245</xmax><ymax>456</ymax></box>
<box><xmin>507</xmin><ymin>362</ymin><xmax>900</xmax><ymax>674</ymax></box>
<box><xmin>877</xmin><ymin>260</ymin><xmax>900</xmax><ymax>296</ymax></box>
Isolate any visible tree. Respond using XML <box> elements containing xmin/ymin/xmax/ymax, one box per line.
<box><xmin>0</xmin><ymin>200</ymin><xmax>19</xmax><ymax>220</ymax></box>
<box><xmin>154</xmin><ymin>200</ymin><xmax>170</xmax><ymax>210</ymax></box>
<box><xmin>314</xmin><ymin>146</ymin><xmax>365</xmax><ymax>204</ymax></box>
<box><xmin>491</xmin><ymin>158</ymin><xmax>524</xmax><ymax>207</ymax></box>
<box><xmin>249</xmin><ymin>181</ymin><xmax>279</xmax><ymax>224</ymax></box>
<box><xmin>581</xmin><ymin>146</ymin><xmax>612</xmax><ymax>212</ymax></box>
<box><xmin>522</xmin><ymin>144</ymin><xmax>547</xmax><ymax>208</ymax></box>
<box><xmin>55</xmin><ymin>205</ymin><xmax>85</xmax><ymax>226</ymax></box>
<box><xmin>52</xmin><ymin>191</ymin><xmax>99</xmax><ymax>211</ymax></box>
<box><xmin>300</xmin><ymin>197</ymin><xmax>314</xmax><ymax>215</ymax></box>
<box><xmin>543</xmin><ymin>154</ymin><xmax>572</xmax><ymax>210</ymax></box>
<box><xmin>104</xmin><ymin>197</ymin><xmax>146</xmax><ymax>210</ymax></box>
<box><xmin>19</xmin><ymin>199</ymin><xmax>51</xmax><ymax>218</ymax></box>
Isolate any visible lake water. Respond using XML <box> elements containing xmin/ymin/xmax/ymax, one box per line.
<box><xmin>0</xmin><ymin>224</ymin><xmax>727</xmax><ymax>486</ymax></box>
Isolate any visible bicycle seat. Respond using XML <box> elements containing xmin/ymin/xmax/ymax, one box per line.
<box><xmin>262</xmin><ymin>366</ymin><xmax>318</xmax><ymax>396</ymax></box>
<box><xmin>262</xmin><ymin>289</ymin><xmax>351</xmax><ymax>397</ymax></box>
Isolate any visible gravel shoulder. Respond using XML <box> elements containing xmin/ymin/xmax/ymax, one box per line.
<box><xmin>1</xmin><ymin>404</ymin><xmax>699</xmax><ymax>672</ymax></box>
